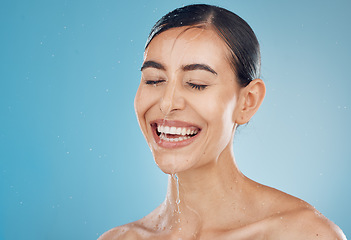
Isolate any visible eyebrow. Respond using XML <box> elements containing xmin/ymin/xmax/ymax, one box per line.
<box><xmin>140</xmin><ymin>61</ymin><xmax>165</xmax><ymax>71</ymax></box>
<box><xmin>182</xmin><ymin>63</ymin><xmax>217</xmax><ymax>75</ymax></box>
<box><xmin>140</xmin><ymin>61</ymin><xmax>217</xmax><ymax>75</ymax></box>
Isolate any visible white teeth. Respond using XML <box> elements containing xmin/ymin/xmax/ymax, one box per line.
<box><xmin>176</xmin><ymin>127</ymin><xmax>182</xmax><ymax>135</ymax></box>
<box><xmin>156</xmin><ymin>123</ymin><xmax>198</xmax><ymax>142</ymax></box>
<box><xmin>159</xmin><ymin>134</ymin><xmax>191</xmax><ymax>142</ymax></box>
<box><xmin>170</xmin><ymin>126</ymin><xmax>176</xmax><ymax>133</ymax></box>
<box><xmin>157</xmin><ymin>124</ymin><xmax>199</xmax><ymax>136</ymax></box>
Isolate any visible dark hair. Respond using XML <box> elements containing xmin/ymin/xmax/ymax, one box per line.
<box><xmin>145</xmin><ymin>4</ymin><xmax>260</xmax><ymax>87</ymax></box>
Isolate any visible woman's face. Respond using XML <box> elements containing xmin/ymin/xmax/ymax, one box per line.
<box><xmin>135</xmin><ymin>26</ymin><xmax>243</xmax><ymax>174</ymax></box>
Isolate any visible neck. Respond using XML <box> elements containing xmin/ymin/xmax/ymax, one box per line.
<box><xmin>163</xmin><ymin>142</ymin><xmax>248</xmax><ymax>235</ymax></box>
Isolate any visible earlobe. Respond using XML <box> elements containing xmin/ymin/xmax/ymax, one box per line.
<box><xmin>235</xmin><ymin>79</ymin><xmax>266</xmax><ymax>125</ymax></box>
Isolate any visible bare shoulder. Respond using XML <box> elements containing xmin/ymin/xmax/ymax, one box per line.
<box><xmin>98</xmin><ymin>223</ymin><xmax>143</xmax><ymax>240</ymax></box>
<box><xmin>270</xmin><ymin>207</ymin><xmax>346</xmax><ymax>240</ymax></box>
<box><xmin>251</xmin><ymin>182</ymin><xmax>346</xmax><ymax>239</ymax></box>
<box><xmin>98</xmin><ymin>204</ymin><xmax>165</xmax><ymax>240</ymax></box>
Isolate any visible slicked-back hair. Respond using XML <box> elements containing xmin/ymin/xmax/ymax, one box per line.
<box><xmin>145</xmin><ymin>4</ymin><xmax>261</xmax><ymax>87</ymax></box>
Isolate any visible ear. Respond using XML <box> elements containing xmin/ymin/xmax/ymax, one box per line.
<box><xmin>234</xmin><ymin>79</ymin><xmax>265</xmax><ymax>125</ymax></box>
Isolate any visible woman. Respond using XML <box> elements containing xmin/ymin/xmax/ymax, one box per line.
<box><xmin>100</xmin><ymin>4</ymin><xmax>346</xmax><ymax>240</ymax></box>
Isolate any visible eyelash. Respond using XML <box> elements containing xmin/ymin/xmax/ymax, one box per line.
<box><xmin>145</xmin><ymin>80</ymin><xmax>207</xmax><ymax>91</ymax></box>
<box><xmin>145</xmin><ymin>80</ymin><xmax>165</xmax><ymax>86</ymax></box>
<box><xmin>187</xmin><ymin>82</ymin><xmax>208</xmax><ymax>91</ymax></box>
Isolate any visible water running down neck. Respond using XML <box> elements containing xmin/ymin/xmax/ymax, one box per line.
<box><xmin>169</xmin><ymin>173</ymin><xmax>202</xmax><ymax>239</ymax></box>
<box><xmin>171</xmin><ymin>174</ymin><xmax>182</xmax><ymax>230</ymax></box>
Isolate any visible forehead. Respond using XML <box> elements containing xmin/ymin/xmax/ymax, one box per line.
<box><xmin>144</xmin><ymin>27</ymin><xmax>231</xmax><ymax>70</ymax></box>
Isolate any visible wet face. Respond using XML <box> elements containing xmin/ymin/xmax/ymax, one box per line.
<box><xmin>135</xmin><ymin>26</ymin><xmax>242</xmax><ymax>174</ymax></box>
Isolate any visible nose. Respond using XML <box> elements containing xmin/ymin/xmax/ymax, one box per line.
<box><xmin>160</xmin><ymin>81</ymin><xmax>185</xmax><ymax>115</ymax></box>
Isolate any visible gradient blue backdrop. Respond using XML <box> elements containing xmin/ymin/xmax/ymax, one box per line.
<box><xmin>1</xmin><ymin>0</ymin><xmax>350</xmax><ymax>239</ymax></box>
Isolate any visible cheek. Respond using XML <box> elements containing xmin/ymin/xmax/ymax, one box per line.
<box><xmin>194</xmin><ymin>90</ymin><xmax>236</xmax><ymax>127</ymax></box>
<box><xmin>134</xmin><ymin>86</ymin><xmax>148</xmax><ymax>132</ymax></box>
<box><xmin>134</xmin><ymin>85</ymin><xmax>160</xmax><ymax>128</ymax></box>
<box><xmin>205</xmin><ymin>94</ymin><xmax>237</xmax><ymax>151</ymax></box>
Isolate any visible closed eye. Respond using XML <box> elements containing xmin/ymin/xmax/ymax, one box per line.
<box><xmin>187</xmin><ymin>82</ymin><xmax>208</xmax><ymax>90</ymax></box>
<box><xmin>145</xmin><ymin>80</ymin><xmax>166</xmax><ymax>86</ymax></box>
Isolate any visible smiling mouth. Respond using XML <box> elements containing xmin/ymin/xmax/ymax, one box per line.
<box><xmin>150</xmin><ymin>120</ymin><xmax>201</xmax><ymax>147</ymax></box>
<box><xmin>156</xmin><ymin>125</ymin><xmax>199</xmax><ymax>142</ymax></box>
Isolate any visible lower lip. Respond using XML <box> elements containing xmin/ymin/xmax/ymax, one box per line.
<box><xmin>151</xmin><ymin>125</ymin><xmax>201</xmax><ymax>149</ymax></box>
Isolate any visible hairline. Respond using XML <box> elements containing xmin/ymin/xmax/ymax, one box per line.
<box><xmin>145</xmin><ymin>23</ymin><xmax>239</xmax><ymax>82</ymax></box>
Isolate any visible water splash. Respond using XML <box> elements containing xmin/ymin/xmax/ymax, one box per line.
<box><xmin>157</xmin><ymin>117</ymin><xmax>167</xmax><ymax>144</ymax></box>
<box><xmin>174</xmin><ymin>174</ymin><xmax>181</xmax><ymax>213</ymax></box>
<box><xmin>171</xmin><ymin>173</ymin><xmax>182</xmax><ymax>232</ymax></box>
<box><xmin>166</xmin><ymin>173</ymin><xmax>203</xmax><ymax>239</ymax></box>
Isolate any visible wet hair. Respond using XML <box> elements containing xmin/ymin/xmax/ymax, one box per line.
<box><xmin>145</xmin><ymin>4</ymin><xmax>260</xmax><ymax>87</ymax></box>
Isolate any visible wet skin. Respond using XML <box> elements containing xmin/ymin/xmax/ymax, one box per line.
<box><xmin>99</xmin><ymin>27</ymin><xmax>346</xmax><ymax>240</ymax></box>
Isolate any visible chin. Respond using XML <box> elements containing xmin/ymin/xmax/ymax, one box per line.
<box><xmin>152</xmin><ymin>152</ymin><xmax>197</xmax><ymax>174</ymax></box>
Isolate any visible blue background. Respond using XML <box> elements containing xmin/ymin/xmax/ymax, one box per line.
<box><xmin>1</xmin><ymin>0</ymin><xmax>350</xmax><ymax>239</ymax></box>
